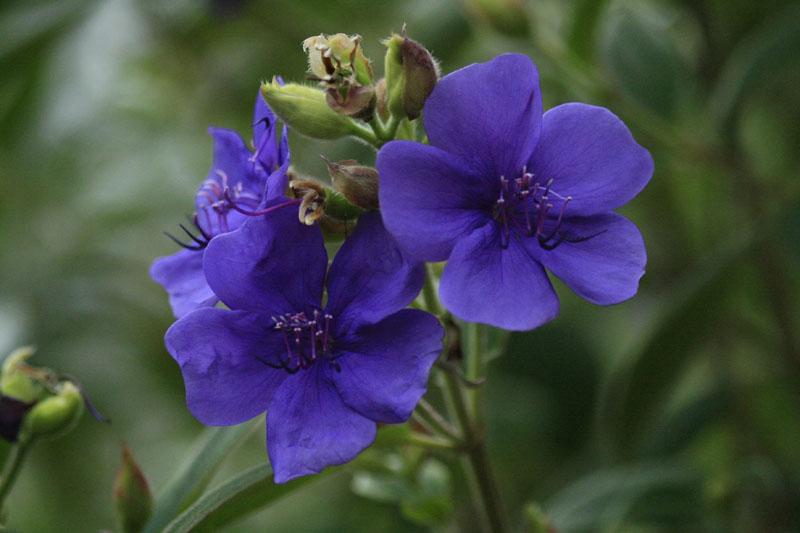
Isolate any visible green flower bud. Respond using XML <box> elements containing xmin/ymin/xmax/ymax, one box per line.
<box><xmin>382</xmin><ymin>33</ymin><xmax>405</xmax><ymax>118</ymax></box>
<box><xmin>260</xmin><ymin>79</ymin><xmax>356</xmax><ymax>140</ymax></box>
<box><xmin>375</xmin><ymin>78</ymin><xmax>389</xmax><ymax>121</ymax></box>
<box><xmin>382</xmin><ymin>28</ymin><xmax>440</xmax><ymax>120</ymax></box>
<box><xmin>323</xmin><ymin>156</ymin><xmax>380</xmax><ymax>210</ymax></box>
<box><xmin>1</xmin><ymin>346</ymin><xmax>42</xmax><ymax>403</ymax></box>
<box><xmin>23</xmin><ymin>381</ymin><xmax>83</xmax><ymax>439</ymax></box>
<box><xmin>113</xmin><ymin>444</ymin><xmax>154</xmax><ymax>533</ymax></box>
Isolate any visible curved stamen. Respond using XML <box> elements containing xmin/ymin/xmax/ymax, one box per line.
<box><xmin>224</xmin><ymin>188</ymin><xmax>303</xmax><ymax>217</ymax></box>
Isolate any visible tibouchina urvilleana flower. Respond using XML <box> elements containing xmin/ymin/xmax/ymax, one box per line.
<box><xmin>378</xmin><ymin>53</ymin><xmax>653</xmax><ymax>331</ymax></box>
<box><xmin>150</xmin><ymin>91</ymin><xmax>289</xmax><ymax>318</ymax></box>
<box><xmin>165</xmin><ymin>207</ymin><xmax>443</xmax><ymax>482</ymax></box>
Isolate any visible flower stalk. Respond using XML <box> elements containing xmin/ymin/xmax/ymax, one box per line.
<box><xmin>0</xmin><ymin>436</ymin><xmax>33</xmax><ymax>509</ymax></box>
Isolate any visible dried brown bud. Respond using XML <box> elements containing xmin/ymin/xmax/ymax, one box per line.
<box><xmin>289</xmin><ymin>178</ymin><xmax>327</xmax><ymax>225</ymax></box>
<box><xmin>322</xmin><ymin>157</ymin><xmax>380</xmax><ymax>210</ymax></box>
<box><xmin>324</xmin><ymin>85</ymin><xmax>376</xmax><ymax>121</ymax></box>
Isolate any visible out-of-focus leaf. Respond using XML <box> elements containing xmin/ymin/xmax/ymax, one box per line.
<box><xmin>567</xmin><ymin>0</ymin><xmax>612</xmax><ymax>61</ymax></box>
<box><xmin>400</xmin><ymin>459</ymin><xmax>453</xmax><ymax>526</ymax></box>
<box><xmin>162</xmin><ymin>462</ymin><xmax>334</xmax><ymax>533</ymax></box>
<box><xmin>546</xmin><ymin>464</ymin><xmax>704</xmax><ymax>532</ymax></box>
<box><xmin>598</xmin><ymin>233</ymin><xmax>753</xmax><ymax>457</ymax></box>
<box><xmin>351</xmin><ymin>471</ymin><xmax>414</xmax><ymax>504</ymax></box>
<box><xmin>741</xmin><ymin>384</ymin><xmax>800</xmax><ymax>483</ymax></box>
<box><xmin>144</xmin><ymin>421</ymin><xmax>257</xmax><ymax>532</ymax></box>
<box><xmin>601</xmin><ymin>7</ymin><xmax>681</xmax><ymax>118</ymax></box>
<box><xmin>711</xmin><ymin>3</ymin><xmax>800</xmax><ymax>137</ymax></box>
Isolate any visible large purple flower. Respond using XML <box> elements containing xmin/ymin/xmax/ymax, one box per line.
<box><xmin>377</xmin><ymin>54</ymin><xmax>653</xmax><ymax>331</ymax></box>
<box><xmin>165</xmin><ymin>208</ymin><xmax>443</xmax><ymax>483</ymax></box>
<box><xmin>150</xmin><ymin>91</ymin><xmax>290</xmax><ymax>317</ymax></box>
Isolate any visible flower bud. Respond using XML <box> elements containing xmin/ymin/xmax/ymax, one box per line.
<box><xmin>323</xmin><ymin>156</ymin><xmax>380</xmax><ymax>210</ymax></box>
<box><xmin>0</xmin><ymin>395</ymin><xmax>35</xmax><ymax>443</ymax></box>
<box><xmin>400</xmin><ymin>29</ymin><xmax>440</xmax><ymax>120</ymax></box>
<box><xmin>382</xmin><ymin>33</ymin><xmax>405</xmax><ymax>119</ymax></box>
<box><xmin>1</xmin><ymin>346</ymin><xmax>42</xmax><ymax>403</ymax></box>
<box><xmin>260</xmin><ymin>79</ymin><xmax>355</xmax><ymax>140</ymax></box>
<box><xmin>23</xmin><ymin>381</ymin><xmax>83</xmax><ymax>439</ymax></box>
<box><xmin>113</xmin><ymin>444</ymin><xmax>154</xmax><ymax>533</ymax></box>
<box><xmin>382</xmin><ymin>28</ymin><xmax>440</xmax><ymax>120</ymax></box>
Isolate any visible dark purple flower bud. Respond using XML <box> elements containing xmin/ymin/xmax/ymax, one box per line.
<box><xmin>0</xmin><ymin>395</ymin><xmax>35</xmax><ymax>443</ymax></box>
<box><xmin>323</xmin><ymin>156</ymin><xmax>380</xmax><ymax>210</ymax></box>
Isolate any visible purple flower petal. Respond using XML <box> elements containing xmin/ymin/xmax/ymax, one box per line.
<box><xmin>165</xmin><ymin>308</ymin><xmax>288</xmax><ymax>426</ymax></box>
<box><xmin>252</xmin><ymin>92</ymin><xmax>280</xmax><ymax>173</ymax></box>
<box><xmin>203</xmin><ymin>202</ymin><xmax>327</xmax><ymax>315</ymax></box>
<box><xmin>440</xmin><ymin>222</ymin><xmax>559</xmax><ymax>330</ymax></box>
<box><xmin>377</xmin><ymin>141</ymin><xmax>493</xmax><ymax>262</ymax></box>
<box><xmin>527</xmin><ymin>103</ymin><xmax>654</xmax><ymax>216</ymax></box>
<box><xmin>267</xmin><ymin>365</ymin><xmax>375</xmax><ymax>483</ymax></box>
<box><xmin>264</xmin><ymin>159</ymin><xmax>289</xmax><ymax>201</ymax></box>
<box><xmin>150</xmin><ymin>249</ymin><xmax>217</xmax><ymax>318</ymax></box>
<box><xmin>325</xmin><ymin>212</ymin><xmax>425</xmax><ymax>333</ymax></box>
<box><xmin>532</xmin><ymin>213</ymin><xmax>646</xmax><ymax>305</ymax></box>
<box><xmin>195</xmin><ymin>128</ymin><xmax>265</xmax><ymax>237</ymax></box>
<box><xmin>424</xmin><ymin>53</ymin><xmax>543</xmax><ymax>178</ymax></box>
<box><xmin>333</xmin><ymin>309</ymin><xmax>443</xmax><ymax>423</ymax></box>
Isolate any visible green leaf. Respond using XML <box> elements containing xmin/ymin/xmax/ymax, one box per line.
<box><xmin>144</xmin><ymin>422</ymin><xmax>257</xmax><ymax>532</ymax></box>
<box><xmin>601</xmin><ymin>7</ymin><xmax>681</xmax><ymax>118</ymax></box>
<box><xmin>545</xmin><ymin>464</ymin><xmax>704</xmax><ymax>532</ymax></box>
<box><xmin>598</xmin><ymin>233</ymin><xmax>753</xmax><ymax>457</ymax></box>
<box><xmin>162</xmin><ymin>462</ymin><xmax>335</xmax><ymax>532</ymax></box>
<box><xmin>567</xmin><ymin>0</ymin><xmax>612</xmax><ymax>61</ymax></box>
<box><xmin>711</xmin><ymin>3</ymin><xmax>800</xmax><ymax>138</ymax></box>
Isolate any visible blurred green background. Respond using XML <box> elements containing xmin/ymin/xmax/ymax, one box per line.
<box><xmin>2</xmin><ymin>0</ymin><xmax>800</xmax><ymax>531</ymax></box>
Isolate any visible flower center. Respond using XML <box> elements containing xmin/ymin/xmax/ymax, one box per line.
<box><xmin>493</xmin><ymin>169</ymin><xmax>598</xmax><ymax>250</ymax></box>
<box><xmin>258</xmin><ymin>311</ymin><xmax>341</xmax><ymax>374</ymax></box>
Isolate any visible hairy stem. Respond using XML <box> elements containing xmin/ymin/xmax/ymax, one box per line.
<box><xmin>0</xmin><ymin>437</ymin><xmax>34</xmax><ymax>509</ymax></box>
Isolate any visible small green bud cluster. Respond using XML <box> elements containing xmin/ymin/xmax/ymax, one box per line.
<box><xmin>0</xmin><ymin>347</ymin><xmax>90</xmax><ymax>442</ymax></box>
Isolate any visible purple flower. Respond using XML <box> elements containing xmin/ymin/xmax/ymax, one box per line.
<box><xmin>377</xmin><ymin>54</ymin><xmax>653</xmax><ymax>331</ymax></box>
<box><xmin>164</xmin><ymin>208</ymin><xmax>443</xmax><ymax>483</ymax></box>
<box><xmin>150</xmin><ymin>91</ymin><xmax>290</xmax><ymax>317</ymax></box>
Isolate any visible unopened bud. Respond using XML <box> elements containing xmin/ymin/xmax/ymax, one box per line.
<box><xmin>382</xmin><ymin>28</ymin><xmax>440</xmax><ymax>120</ymax></box>
<box><xmin>400</xmin><ymin>28</ymin><xmax>440</xmax><ymax>120</ymax></box>
<box><xmin>0</xmin><ymin>395</ymin><xmax>35</xmax><ymax>443</ymax></box>
<box><xmin>324</xmin><ymin>85</ymin><xmax>376</xmax><ymax>121</ymax></box>
<box><xmin>382</xmin><ymin>34</ymin><xmax>405</xmax><ymax>118</ymax></box>
<box><xmin>261</xmin><ymin>79</ymin><xmax>355</xmax><ymax>140</ymax></box>
<box><xmin>1</xmin><ymin>346</ymin><xmax>42</xmax><ymax>403</ymax></box>
<box><xmin>23</xmin><ymin>381</ymin><xmax>83</xmax><ymax>439</ymax></box>
<box><xmin>113</xmin><ymin>444</ymin><xmax>154</xmax><ymax>533</ymax></box>
<box><xmin>323</xmin><ymin>157</ymin><xmax>379</xmax><ymax>210</ymax></box>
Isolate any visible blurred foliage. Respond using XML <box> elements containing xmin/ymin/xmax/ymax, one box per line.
<box><xmin>1</xmin><ymin>0</ymin><xmax>800</xmax><ymax>531</ymax></box>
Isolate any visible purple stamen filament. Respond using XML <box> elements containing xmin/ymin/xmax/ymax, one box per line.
<box><xmin>494</xmin><ymin>171</ymin><xmax>590</xmax><ymax>250</ymax></box>
<box><xmin>263</xmin><ymin>311</ymin><xmax>338</xmax><ymax>374</ymax></box>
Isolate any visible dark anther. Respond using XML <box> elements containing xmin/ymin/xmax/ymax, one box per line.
<box><xmin>251</xmin><ymin>116</ymin><xmax>271</xmax><ymax>129</ymax></box>
<box><xmin>538</xmin><ymin>229</ymin><xmax>607</xmax><ymax>251</ymax></box>
<box><xmin>163</xmin><ymin>231</ymin><xmax>205</xmax><ymax>251</ymax></box>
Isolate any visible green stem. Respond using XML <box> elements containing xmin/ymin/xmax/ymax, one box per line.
<box><xmin>413</xmin><ymin>399</ymin><xmax>461</xmax><ymax>441</ymax></box>
<box><xmin>349</xmin><ymin>122</ymin><xmax>379</xmax><ymax>145</ymax></box>
<box><xmin>404</xmin><ymin>432</ymin><xmax>460</xmax><ymax>452</ymax></box>
<box><xmin>423</xmin><ymin>263</ymin><xmax>445</xmax><ymax>318</ymax></box>
<box><xmin>0</xmin><ymin>437</ymin><xmax>34</xmax><ymax>509</ymax></box>
<box><xmin>464</xmin><ymin>322</ymin><xmax>486</xmax><ymax>421</ymax></box>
